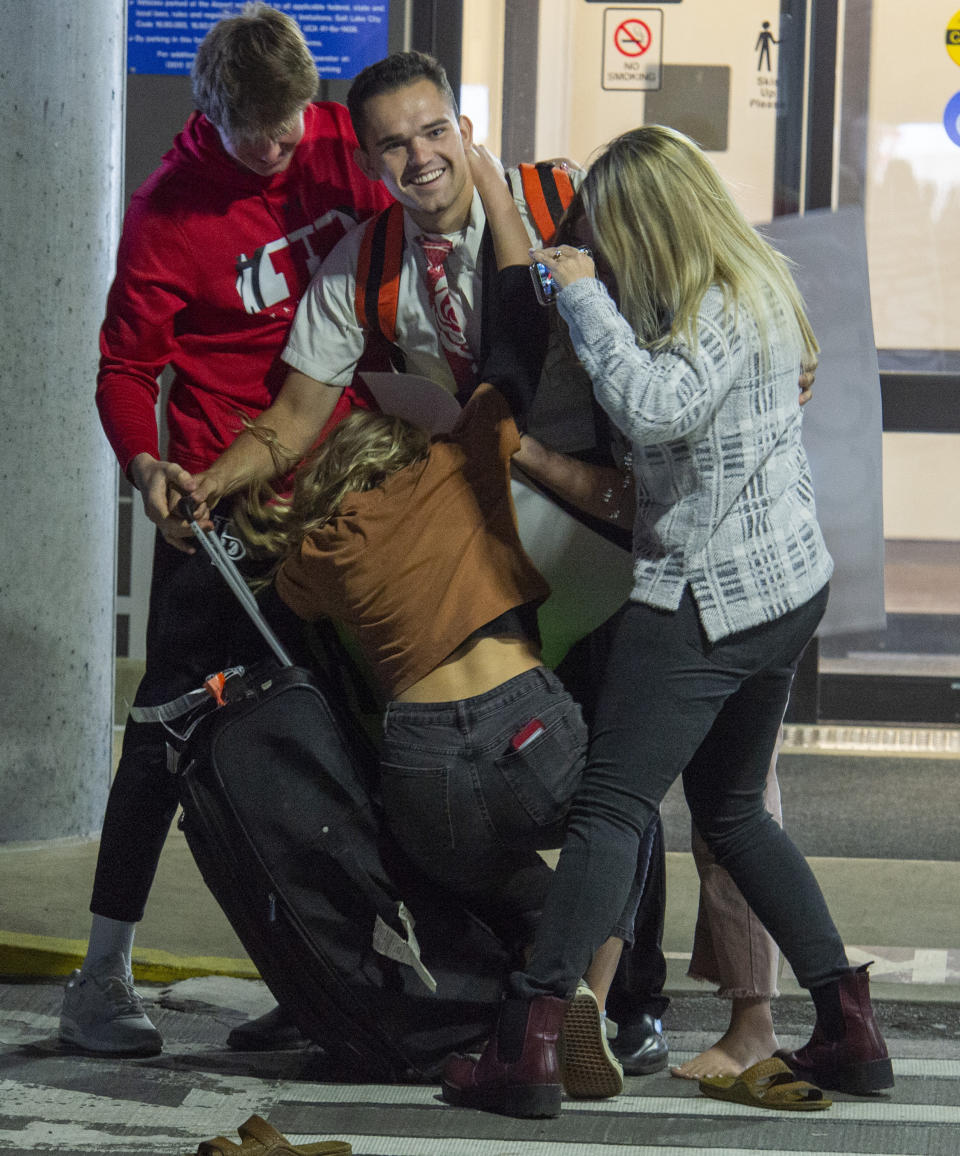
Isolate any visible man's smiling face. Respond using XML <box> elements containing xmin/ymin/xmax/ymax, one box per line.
<box><xmin>354</xmin><ymin>78</ymin><xmax>475</xmax><ymax>234</ymax></box>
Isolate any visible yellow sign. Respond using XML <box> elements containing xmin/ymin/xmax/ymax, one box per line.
<box><xmin>947</xmin><ymin>10</ymin><xmax>960</xmax><ymax>65</ymax></box>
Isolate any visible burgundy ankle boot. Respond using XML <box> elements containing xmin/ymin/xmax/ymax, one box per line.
<box><xmin>780</xmin><ymin>963</ymin><xmax>894</xmax><ymax>1094</ymax></box>
<box><xmin>441</xmin><ymin>995</ymin><xmax>569</xmax><ymax>1117</ymax></box>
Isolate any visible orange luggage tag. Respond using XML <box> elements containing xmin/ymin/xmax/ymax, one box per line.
<box><xmin>204</xmin><ymin>671</ymin><xmax>227</xmax><ymax>707</ymax></box>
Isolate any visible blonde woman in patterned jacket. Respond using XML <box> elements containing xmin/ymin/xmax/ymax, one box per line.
<box><xmin>442</xmin><ymin>125</ymin><xmax>892</xmax><ymax>1119</ymax></box>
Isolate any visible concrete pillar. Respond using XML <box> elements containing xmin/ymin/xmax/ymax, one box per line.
<box><xmin>0</xmin><ymin>2</ymin><xmax>124</xmax><ymax>840</ymax></box>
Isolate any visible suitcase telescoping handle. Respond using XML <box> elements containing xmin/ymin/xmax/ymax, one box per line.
<box><xmin>179</xmin><ymin>497</ymin><xmax>294</xmax><ymax>668</ymax></box>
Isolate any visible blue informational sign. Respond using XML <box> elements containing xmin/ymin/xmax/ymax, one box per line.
<box><xmin>127</xmin><ymin>0</ymin><xmax>388</xmax><ymax>79</ymax></box>
<box><xmin>944</xmin><ymin>91</ymin><xmax>960</xmax><ymax>148</ymax></box>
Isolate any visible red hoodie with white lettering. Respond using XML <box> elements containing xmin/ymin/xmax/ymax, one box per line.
<box><xmin>96</xmin><ymin>102</ymin><xmax>391</xmax><ymax>477</ymax></box>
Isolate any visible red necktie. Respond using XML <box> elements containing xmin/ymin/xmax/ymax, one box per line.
<box><xmin>416</xmin><ymin>234</ymin><xmax>477</xmax><ymax>399</ymax></box>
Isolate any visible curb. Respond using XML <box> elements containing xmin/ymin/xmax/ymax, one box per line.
<box><xmin>0</xmin><ymin>931</ymin><xmax>259</xmax><ymax>984</ymax></box>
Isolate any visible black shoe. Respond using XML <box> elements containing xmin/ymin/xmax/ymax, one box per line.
<box><xmin>226</xmin><ymin>1003</ymin><xmax>311</xmax><ymax>1052</ymax></box>
<box><xmin>610</xmin><ymin>1012</ymin><xmax>668</xmax><ymax>1075</ymax></box>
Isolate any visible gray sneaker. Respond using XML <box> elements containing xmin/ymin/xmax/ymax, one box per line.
<box><xmin>59</xmin><ymin>967</ymin><xmax>163</xmax><ymax>1056</ymax></box>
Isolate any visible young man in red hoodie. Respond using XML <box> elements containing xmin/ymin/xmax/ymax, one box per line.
<box><xmin>60</xmin><ymin>3</ymin><xmax>391</xmax><ymax>1057</ymax></box>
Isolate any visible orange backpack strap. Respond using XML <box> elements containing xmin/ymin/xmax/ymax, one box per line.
<box><xmin>518</xmin><ymin>162</ymin><xmax>577</xmax><ymax>246</ymax></box>
<box><xmin>354</xmin><ymin>200</ymin><xmax>406</xmax><ymax>344</ymax></box>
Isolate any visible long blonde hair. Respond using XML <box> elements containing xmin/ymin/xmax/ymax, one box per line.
<box><xmin>580</xmin><ymin>125</ymin><xmax>818</xmax><ymax>367</ymax></box>
<box><xmin>235</xmin><ymin>410</ymin><xmax>431</xmax><ymax>573</ymax></box>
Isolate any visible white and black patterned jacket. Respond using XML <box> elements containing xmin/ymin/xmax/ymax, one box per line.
<box><xmin>556</xmin><ymin>278</ymin><xmax>833</xmax><ymax>641</ymax></box>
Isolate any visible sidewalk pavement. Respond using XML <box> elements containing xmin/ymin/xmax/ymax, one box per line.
<box><xmin>4</xmin><ymin>796</ymin><xmax>960</xmax><ymax>1003</ymax></box>
<box><xmin>4</xmin><ymin>722</ymin><xmax>960</xmax><ymax>1153</ymax></box>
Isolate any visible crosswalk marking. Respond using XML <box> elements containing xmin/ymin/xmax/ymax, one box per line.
<box><xmin>271</xmin><ymin>1078</ymin><xmax>960</xmax><ymax>1123</ymax></box>
<box><xmin>290</xmin><ymin>1141</ymin><xmax>930</xmax><ymax>1156</ymax></box>
<box><xmin>3</xmin><ymin>976</ymin><xmax>960</xmax><ymax>1156</ymax></box>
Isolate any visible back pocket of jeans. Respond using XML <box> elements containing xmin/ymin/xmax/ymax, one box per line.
<box><xmin>379</xmin><ymin>763</ymin><xmax>453</xmax><ymax>857</ymax></box>
<box><xmin>492</xmin><ymin>713</ymin><xmax>586</xmax><ymax>832</ymax></box>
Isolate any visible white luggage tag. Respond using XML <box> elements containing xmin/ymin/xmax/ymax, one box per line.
<box><xmin>372</xmin><ymin>901</ymin><xmax>438</xmax><ymax>993</ymax></box>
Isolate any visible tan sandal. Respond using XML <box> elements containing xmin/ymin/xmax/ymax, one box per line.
<box><xmin>195</xmin><ymin>1114</ymin><xmax>351</xmax><ymax>1155</ymax></box>
<box><xmin>699</xmin><ymin>1056</ymin><xmax>832</xmax><ymax>1111</ymax></box>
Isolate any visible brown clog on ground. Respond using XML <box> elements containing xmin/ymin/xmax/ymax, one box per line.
<box><xmin>195</xmin><ymin>1114</ymin><xmax>351</xmax><ymax>1155</ymax></box>
<box><xmin>698</xmin><ymin>1056</ymin><xmax>832</xmax><ymax>1111</ymax></box>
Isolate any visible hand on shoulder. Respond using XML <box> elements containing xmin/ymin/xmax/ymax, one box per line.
<box><xmin>467</xmin><ymin>143</ymin><xmax>507</xmax><ymax>199</ymax></box>
<box><xmin>798</xmin><ymin>362</ymin><xmax>816</xmax><ymax>406</ymax></box>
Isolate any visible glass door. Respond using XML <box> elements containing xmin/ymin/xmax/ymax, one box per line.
<box><xmin>497</xmin><ymin>0</ymin><xmax>960</xmax><ymax>726</ymax></box>
<box><xmin>817</xmin><ymin>0</ymin><xmax>960</xmax><ymax>725</ymax></box>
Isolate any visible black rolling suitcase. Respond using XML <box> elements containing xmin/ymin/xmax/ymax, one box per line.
<box><xmin>154</xmin><ymin>512</ymin><xmax>509</xmax><ymax>1081</ymax></box>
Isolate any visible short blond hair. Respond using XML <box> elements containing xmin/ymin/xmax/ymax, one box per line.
<box><xmin>191</xmin><ymin>3</ymin><xmax>318</xmax><ymax>140</ymax></box>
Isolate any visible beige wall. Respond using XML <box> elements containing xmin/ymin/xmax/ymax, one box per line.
<box><xmin>535</xmin><ymin>0</ymin><xmax>783</xmax><ymax>223</ymax></box>
<box><xmin>460</xmin><ymin>0</ymin><xmax>505</xmax><ymax>153</ymax></box>
<box><xmin>883</xmin><ymin>433</ymin><xmax>960</xmax><ymax>540</ymax></box>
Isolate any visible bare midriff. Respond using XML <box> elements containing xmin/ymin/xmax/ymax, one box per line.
<box><xmin>394</xmin><ymin>634</ymin><xmax>542</xmax><ymax>703</ymax></box>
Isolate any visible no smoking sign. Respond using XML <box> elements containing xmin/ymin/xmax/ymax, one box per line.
<box><xmin>603</xmin><ymin>8</ymin><xmax>663</xmax><ymax>91</ymax></box>
<box><xmin>615</xmin><ymin>18</ymin><xmax>652</xmax><ymax>56</ymax></box>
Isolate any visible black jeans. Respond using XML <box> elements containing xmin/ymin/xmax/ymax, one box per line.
<box><xmin>381</xmin><ymin>666</ymin><xmax>664</xmax><ymax>1014</ymax></box>
<box><xmin>91</xmin><ymin>526</ymin><xmax>305</xmax><ymax>922</ymax></box>
<box><xmin>511</xmin><ymin>584</ymin><xmax>847</xmax><ymax>1001</ymax></box>
<box><xmin>380</xmin><ymin>667</ymin><xmax>590</xmax><ymax>953</ymax></box>
<box><xmin>555</xmin><ymin>610</ymin><xmax>668</xmax><ymax>1019</ymax></box>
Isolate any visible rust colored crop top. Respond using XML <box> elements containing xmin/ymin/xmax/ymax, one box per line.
<box><xmin>275</xmin><ymin>383</ymin><xmax>549</xmax><ymax>698</ymax></box>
